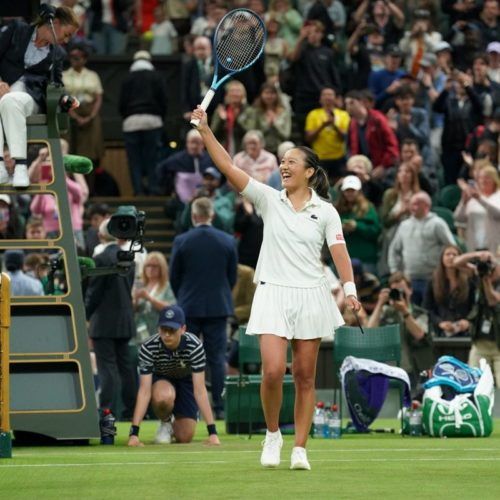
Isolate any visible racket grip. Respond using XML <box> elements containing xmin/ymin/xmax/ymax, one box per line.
<box><xmin>190</xmin><ymin>89</ymin><xmax>216</xmax><ymax>128</ymax></box>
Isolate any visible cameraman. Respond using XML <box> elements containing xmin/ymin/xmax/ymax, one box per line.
<box><xmin>454</xmin><ymin>250</ymin><xmax>500</xmax><ymax>386</ymax></box>
<box><xmin>367</xmin><ymin>271</ymin><xmax>435</xmax><ymax>392</ymax></box>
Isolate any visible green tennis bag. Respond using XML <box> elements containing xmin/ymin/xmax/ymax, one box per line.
<box><xmin>422</xmin><ymin>359</ymin><xmax>494</xmax><ymax>437</ymax></box>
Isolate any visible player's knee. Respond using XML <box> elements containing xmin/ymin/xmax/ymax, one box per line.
<box><xmin>292</xmin><ymin>369</ymin><xmax>315</xmax><ymax>391</ymax></box>
<box><xmin>174</xmin><ymin>428</ymin><xmax>195</xmax><ymax>443</ymax></box>
<box><xmin>262</xmin><ymin>366</ymin><xmax>286</xmax><ymax>385</ymax></box>
<box><xmin>153</xmin><ymin>395</ymin><xmax>175</xmax><ymax>412</ymax></box>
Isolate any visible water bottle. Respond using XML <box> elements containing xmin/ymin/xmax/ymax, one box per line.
<box><xmin>323</xmin><ymin>403</ymin><xmax>332</xmax><ymax>438</ymax></box>
<box><xmin>100</xmin><ymin>409</ymin><xmax>117</xmax><ymax>445</ymax></box>
<box><xmin>312</xmin><ymin>401</ymin><xmax>325</xmax><ymax>438</ymax></box>
<box><xmin>409</xmin><ymin>402</ymin><xmax>423</xmax><ymax>437</ymax></box>
<box><xmin>328</xmin><ymin>404</ymin><xmax>342</xmax><ymax>439</ymax></box>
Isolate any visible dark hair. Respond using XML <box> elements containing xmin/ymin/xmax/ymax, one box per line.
<box><xmin>472</xmin><ymin>52</ymin><xmax>489</xmax><ymax>65</ymax></box>
<box><xmin>67</xmin><ymin>43</ymin><xmax>90</xmax><ymax>58</ymax></box>
<box><xmin>345</xmin><ymin>90</ymin><xmax>364</xmax><ymax>102</ymax></box>
<box><xmin>395</xmin><ymin>85</ymin><xmax>415</xmax><ymax>99</ymax></box>
<box><xmin>294</xmin><ymin>146</ymin><xmax>330</xmax><ymax>199</ymax></box>
<box><xmin>88</xmin><ymin>203</ymin><xmax>111</xmax><ymax>218</ymax></box>
<box><xmin>401</xmin><ymin>138</ymin><xmax>419</xmax><ymax>150</ymax></box>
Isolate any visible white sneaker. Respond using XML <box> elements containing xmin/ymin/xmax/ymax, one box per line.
<box><xmin>260</xmin><ymin>430</ymin><xmax>283</xmax><ymax>468</ymax></box>
<box><xmin>154</xmin><ymin>420</ymin><xmax>173</xmax><ymax>444</ymax></box>
<box><xmin>0</xmin><ymin>162</ymin><xmax>9</xmax><ymax>184</ymax></box>
<box><xmin>290</xmin><ymin>447</ymin><xmax>311</xmax><ymax>470</ymax></box>
<box><xmin>13</xmin><ymin>164</ymin><xmax>29</xmax><ymax>188</ymax></box>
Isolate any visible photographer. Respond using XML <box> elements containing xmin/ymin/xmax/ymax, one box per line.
<box><xmin>453</xmin><ymin>250</ymin><xmax>500</xmax><ymax>386</ymax></box>
<box><xmin>368</xmin><ymin>271</ymin><xmax>435</xmax><ymax>392</ymax></box>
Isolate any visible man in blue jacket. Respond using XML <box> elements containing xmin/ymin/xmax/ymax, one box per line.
<box><xmin>170</xmin><ymin>196</ymin><xmax>238</xmax><ymax>418</ymax></box>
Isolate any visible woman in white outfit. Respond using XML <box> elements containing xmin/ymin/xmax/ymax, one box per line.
<box><xmin>192</xmin><ymin>105</ymin><xmax>360</xmax><ymax>471</ymax></box>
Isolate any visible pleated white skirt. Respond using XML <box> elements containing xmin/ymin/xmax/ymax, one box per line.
<box><xmin>245</xmin><ymin>280</ymin><xmax>345</xmax><ymax>340</ymax></box>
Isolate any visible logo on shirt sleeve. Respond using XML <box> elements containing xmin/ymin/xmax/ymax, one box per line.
<box><xmin>336</xmin><ymin>233</ymin><xmax>344</xmax><ymax>241</ymax></box>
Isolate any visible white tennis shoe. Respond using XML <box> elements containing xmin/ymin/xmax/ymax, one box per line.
<box><xmin>12</xmin><ymin>165</ymin><xmax>29</xmax><ymax>188</ymax></box>
<box><xmin>154</xmin><ymin>420</ymin><xmax>173</xmax><ymax>444</ymax></box>
<box><xmin>260</xmin><ymin>430</ymin><xmax>283</xmax><ymax>468</ymax></box>
<box><xmin>290</xmin><ymin>446</ymin><xmax>311</xmax><ymax>470</ymax></box>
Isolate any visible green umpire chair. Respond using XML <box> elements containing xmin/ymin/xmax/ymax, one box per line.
<box><xmin>3</xmin><ymin>83</ymin><xmax>99</xmax><ymax>441</ymax></box>
<box><xmin>332</xmin><ymin>324</ymin><xmax>405</xmax><ymax>433</ymax></box>
<box><xmin>224</xmin><ymin>326</ymin><xmax>295</xmax><ymax>437</ymax></box>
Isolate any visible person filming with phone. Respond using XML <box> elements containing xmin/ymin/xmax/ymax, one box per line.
<box><xmin>368</xmin><ymin>271</ymin><xmax>435</xmax><ymax>394</ymax></box>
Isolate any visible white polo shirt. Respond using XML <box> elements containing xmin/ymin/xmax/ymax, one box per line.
<box><xmin>241</xmin><ymin>178</ymin><xmax>345</xmax><ymax>288</ymax></box>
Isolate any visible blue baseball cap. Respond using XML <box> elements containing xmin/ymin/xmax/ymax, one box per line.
<box><xmin>157</xmin><ymin>305</ymin><xmax>185</xmax><ymax>329</ymax></box>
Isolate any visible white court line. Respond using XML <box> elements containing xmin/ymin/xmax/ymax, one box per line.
<box><xmin>1</xmin><ymin>457</ymin><xmax>500</xmax><ymax>469</ymax></box>
<box><xmin>13</xmin><ymin>447</ymin><xmax>500</xmax><ymax>458</ymax></box>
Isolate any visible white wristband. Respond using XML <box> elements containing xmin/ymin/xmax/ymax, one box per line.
<box><xmin>343</xmin><ymin>281</ymin><xmax>357</xmax><ymax>298</ymax></box>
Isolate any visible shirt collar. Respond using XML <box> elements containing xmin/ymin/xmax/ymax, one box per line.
<box><xmin>279</xmin><ymin>188</ymin><xmax>322</xmax><ymax>209</ymax></box>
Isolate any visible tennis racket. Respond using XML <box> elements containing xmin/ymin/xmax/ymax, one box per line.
<box><xmin>190</xmin><ymin>8</ymin><xmax>266</xmax><ymax>127</ymax></box>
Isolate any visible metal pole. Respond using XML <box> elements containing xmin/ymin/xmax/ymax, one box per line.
<box><xmin>0</xmin><ymin>272</ymin><xmax>12</xmax><ymax>458</ymax></box>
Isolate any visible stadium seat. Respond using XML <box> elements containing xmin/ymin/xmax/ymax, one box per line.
<box><xmin>431</xmin><ymin>206</ymin><xmax>456</xmax><ymax>234</ymax></box>
<box><xmin>332</xmin><ymin>324</ymin><xmax>405</xmax><ymax>434</ymax></box>
<box><xmin>436</xmin><ymin>184</ymin><xmax>461</xmax><ymax>212</ymax></box>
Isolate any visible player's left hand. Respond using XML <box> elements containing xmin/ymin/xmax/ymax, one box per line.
<box><xmin>345</xmin><ymin>295</ymin><xmax>361</xmax><ymax>312</ymax></box>
<box><xmin>205</xmin><ymin>434</ymin><xmax>221</xmax><ymax>446</ymax></box>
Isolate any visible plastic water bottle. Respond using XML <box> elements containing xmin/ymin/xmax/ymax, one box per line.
<box><xmin>328</xmin><ymin>404</ymin><xmax>342</xmax><ymax>439</ymax></box>
<box><xmin>409</xmin><ymin>402</ymin><xmax>423</xmax><ymax>437</ymax></box>
<box><xmin>100</xmin><ymin>409</ymin><xmax>117</xmax><ymax>445</ymax></box>
<box><xmin>323</xmin><ymin>403</ymin><xmax>332</xmax><ymax>438</ymax></box>
<box><xmin>313</xmin><ymin>401</ymin><xmax>325</xmax><ymax>438</ymax></box>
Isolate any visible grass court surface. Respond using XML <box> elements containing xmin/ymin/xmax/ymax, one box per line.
<box><xmin>1</xmin><ymin>419</ymin><xmax>499</xmax><ymax>500</ymax></box>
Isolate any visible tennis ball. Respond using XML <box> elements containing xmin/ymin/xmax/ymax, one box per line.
<box><xmin>142</xmin><ymin>30</ymin><xmax>154</xmax><ymax>41</ymax></box>
<box><xmin>226</xmin><ymin>57</ymin><xmax>232</xmax><ymax>63</ymax></box>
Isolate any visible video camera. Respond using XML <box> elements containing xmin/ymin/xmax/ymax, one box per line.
<box><xmin>107</xmin><ymin>205</ymin><xmax>146</xmax><ymax>269</ymax></box>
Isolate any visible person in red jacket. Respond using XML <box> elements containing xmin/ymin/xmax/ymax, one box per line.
<box><xmin>345</xmin><ymin>90</ymin><xmax>399</xmax><ymax>181</ymax></box>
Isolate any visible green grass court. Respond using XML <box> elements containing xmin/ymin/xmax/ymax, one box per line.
<box><xmin>1</xmin><ymin>419</ymin><xmax>500</xmax><ymax>499</ymax></box>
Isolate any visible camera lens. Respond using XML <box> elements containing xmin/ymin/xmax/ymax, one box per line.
<box><xmin>389</xmin><ymin>288</ymin><xmax>402</xmax><ymax>301</ymax></box>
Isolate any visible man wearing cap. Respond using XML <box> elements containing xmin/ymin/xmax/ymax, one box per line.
<box><xmin>119</xmin><ymin>50</ymin><xmax>167</xmax><ymax>195</ymax></box>
<box><xmin>170</xmin><ymin>197</ymin><xmax>238</xmax><ymax>420</ymax></box>
<box><xmin>336</xmin><ymin>175</ymin><xmax>381</xmax><ymax>275</ymax></box>
<box><xmin>3</xmin><ymin>249</ymin><xmax>44</xmax><ymax>296</ymax></box>
<box><xmin>178</xmin><ymin>166</ymin><xmax>235</xmax><ymax>233</ymax></box>
<box><xmin>128</xmin><ymin>304</ymin><xmax>220</xmax><ymax>446</ymax></box>
<box><xmin>487</xmin><ymin>41</ymin><xmax>500</xmax><ymax>83</ymax></box>
<box><xmin>368</xmin><ymin>44</ymin><xmax>406</xmax><ymax>108</ymax></box>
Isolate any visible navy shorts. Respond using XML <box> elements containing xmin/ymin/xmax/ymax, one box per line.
<box><xmin>152</xmin><ymin>373</ymin><xmax>198</xmax><ymax>419</ymax></box>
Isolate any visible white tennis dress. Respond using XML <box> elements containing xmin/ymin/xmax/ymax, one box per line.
<box><xmin>242</xmin><ymin>178</ymin><xmax>346</xmax><ymax>340</ymax></box>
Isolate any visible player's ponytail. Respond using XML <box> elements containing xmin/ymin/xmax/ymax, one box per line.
<box><xmin>295</xmin><ymin>146</ymin><xmax>331</xmax><ymax>200</ymax></box>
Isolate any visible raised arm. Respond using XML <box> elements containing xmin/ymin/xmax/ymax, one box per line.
<box><xmin>191</xmin><ymin>106</ymin><xmax>250</xmax><ymax>193</ymax></box>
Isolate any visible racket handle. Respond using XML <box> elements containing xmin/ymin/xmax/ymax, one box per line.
<box><xmin>190</xmin><ymin>89</ymin><xmax>216</xmax><ymax>128</ymax></box>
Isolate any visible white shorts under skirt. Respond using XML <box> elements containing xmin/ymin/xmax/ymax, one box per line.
<box><xmin>246</xmin><ymin>281</ymin><xmax>345</xmax><ymax>340</ymax></box>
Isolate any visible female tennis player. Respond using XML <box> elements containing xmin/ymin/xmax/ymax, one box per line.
<box><xmin>192</xmin><ymin>106</ymin><xmax>360</xmax><ymax>471</ymax></box>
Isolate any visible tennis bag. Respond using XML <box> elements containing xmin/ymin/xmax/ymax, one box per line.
<box><xmin>422</xmin><ymin>358</ymin><xmax>494</xmax><ymax>437</ymax></box>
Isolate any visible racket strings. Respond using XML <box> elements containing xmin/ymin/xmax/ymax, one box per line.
<box><xmin>215</xmin><ymin>12</ymin><xmax>265</xmax><ymax>71</ymax></box>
